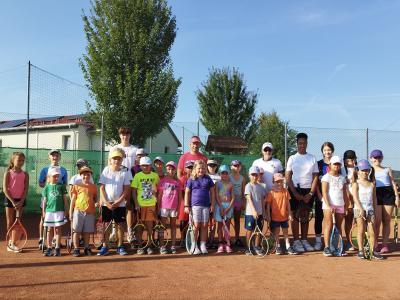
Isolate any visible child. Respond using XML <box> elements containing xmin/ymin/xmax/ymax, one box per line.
<box><xmin>38</xmin><ymin>149</ymin><xmax>68</xmax><ymax>249</ymax></box>
<box><xmin>214</xmin><ymin>165</ymin><xmax>234</xmax><ymax>253</ymax></box>
<box><xmin>42</xmin><ymin>167</ymin><xmax>68</xmax><ymax>256</ymax></box>
<box><xmin>132</xmin><ymin>156</ymin><xmax>160</xmax><ymax>255</ymax></box>
<box><xmin>3</xmin><ymin>152</ymin><xmax>29</xmax><ymax>252</ymax></box>
<box><xmin>321</xmin><ymin>156</ymin><xmax>349</xmax><ymax>257</ymax></box>
<box><xmin>230</xmin><ymin>160</ymin><xmax>245</xmax><ymax>247</ymax></box>
<box><xmin>69</xmin><ymin>166</ymin><xmax>98</xmax><ymax>257</ymax></box>
<box><xmin>98</xmin><ymin>149</ymin><xmax>132</xmax><ymax>256</ymax></box>
<box><xmin>157</xmin><ymin>161</ymin><xmax>182</xmax><ymax>254</ymax></box>
<box><xmin>178</xmin><ymin>160</ymin><xmax>194</xmax><ymax>245</ymax></box>
<box><xmin>184</xmin><ymin>160</ymin><xmax>215</xmax><ymax>254</ymax></box>
<box><xmin>370</xmin><ymin>149</ymin><xmax>400</xmax><ymax>253</ymax></box>
<box><xmin>207</xmin><ymin>159</ymin><xmax>220</xmax><ymax>248</ymax></box>
<box><xmin>266</xmin><ymin>173</ymin><xmax>296</xmax><ymax>255</ymax></box>
<box><xmin>153</xmin><ymin>156</ymin><xmax>165</xmax><ymax>180</ymax></box>
<box><xmin>244</xmin><ymin>166</ymin><xmax>267</xmax><ymax>255</ymax></box>
<box><xmin>352</xmin><ymin>159</ymin><xmax>383</xmax><ymax>260</ymax></box>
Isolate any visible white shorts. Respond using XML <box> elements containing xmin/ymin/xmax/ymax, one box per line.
<box><xmin>192</xmin><ymin>206</ymin><xmax>210</xmax><ymax>223</ymax></box>
<box><xmin>160</xmin><ymin>208</ymin><xmax>178</xmax><ymax>218</ymax></box>
<box><xmin>44</xmin><ymin>211</ymin><xmax>67</xmax><ymax>227</ymax></box>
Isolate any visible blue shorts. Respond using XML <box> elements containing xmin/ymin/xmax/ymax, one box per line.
<box><xmin>214</xmin><ymin>202</ymin><xmax>233</xmax><ymax>222</ymax></box>
<box><xmin>270</xmin><ymin>220</ymin><xmax>289</xmax><ymax>230</ymax></box>
<box><xmin>244</xmin><ymin>215</ymin><xmax>263</xmax><ymax>231</ymax></box>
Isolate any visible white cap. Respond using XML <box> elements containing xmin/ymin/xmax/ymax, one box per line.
<box><xmin>48</xmin><ymin>166</ymin><xmax>61</xmax><ymax>177</ymax></box>
<box><xmin>249</xmin><ymin>166</ymin><xmax>260</xmax><ymax>174</ymax></box>
<box><xmin>139</xmin><ymin>156</ymin><xmax>152</xmax><ymax>165</ymax></box>
<box><xmin>330</xmin><ymin>155</ymin><xmax>342</xmax><ymax>165</ymax></box>
<box><xmin>262</xmin><ymin>142</ymin><xmax>274</xmax><ymax>151</ymax></box>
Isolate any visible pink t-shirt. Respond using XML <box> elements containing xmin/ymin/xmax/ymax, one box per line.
<box><xmin>177</xmin><ymin>152</ymin><xmax>208</xmax><ymax>172</ymax></box>
<box><xmin>157</xmin><ymin>177</ymin><xmax>182</xmax><ymax>209</ymax></box>
<box><xmin>7</xmin><ymin>170</ymin><xmax>26</xmax><ymax>199</ymax></box>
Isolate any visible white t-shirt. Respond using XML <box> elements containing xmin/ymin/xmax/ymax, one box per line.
<box><xmin>69</xmin><ymin>174</ymin><xmax>94</xmax><ymax>185</ymax></box>
<box><xmin>341</xmin><ymin>167</ymin><xmax>355</xmax><ymax>196</ymax></box>
<box><xmin>252</xmin><ymin>157</ymin><xmax>283</xmax><ymax>191</ymax></box>
<box><xmin>209</xmin><ymin>173</ymin><xmax>221</xmax><ymax>184</ymax></box>
<box><xmin>244</xmin><ymin>182</ymin><xmax>266</xmax><ymax>215</ymax></box>
<box><xmin>321</xmin><ymin>173</ymin><xmax>346</xmax><ymax>206</ymax></box>
<box><xmin>286</xmin><ymin>153</ymin><xmax>318</xmax><ymax>189</ymax></box>
<box><xmin>110</xmin><ymin>144</ymin><xmax>138</xmax><ymax>170</ymax></box>
<box><xmin>99</xmin><ymin>166</ymin><xmax>132</xmax><ymax>207</ymax></box>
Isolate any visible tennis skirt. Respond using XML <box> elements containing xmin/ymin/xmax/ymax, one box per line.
<box><xmin>376</xmin><ymin>186</ymin><xmax>395</xmax><ymax>206</ymax></box>
<box><xmin>44</xmin><ymin>211</ymin><xmax>67</xmax><ymax>227</ymax></box>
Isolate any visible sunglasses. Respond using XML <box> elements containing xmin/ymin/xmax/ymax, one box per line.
<box><xmin>232</xmin><ymin>164</ymin><xmax>240</xmax><ymax>167</ymax></box>
<box><xmin>186</xmin><ymin>166</ymin><xmax>193</xmax><ymax>169</ymax></box>
<box><xmin>263</xmin><ymin>148</ymin><xmax>272</xmax><ymax>152</ymax></box>
<box><xmin>208</xmin><ymin>164</ymin><xmax>217</xmax><ymax>168</ymax></box>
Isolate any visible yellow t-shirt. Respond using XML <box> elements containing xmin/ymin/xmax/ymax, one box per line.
<box><xmin>71</xmin><ymin>183</ymin><xmax>97</xmax><ymax>214</ymax></box>
<box><xmin>131</xmin><ymin>171</ymin><xmax>159</xmax><ymax>207</ymax></box>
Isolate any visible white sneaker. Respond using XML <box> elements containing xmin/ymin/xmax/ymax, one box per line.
<box><xmin>314</xmin><ymin>240</ymin><xmax>323</xmax><ymax>251</ymax></box>
<box><xmin>301</xmin><ymin>240</ymin><xmax>314</xmax><ymax>252</ymax></box>
<box><xmin>293</xmin><ymin>240</ymin><xmax>305</xmax><ymax>253</ymax></box>
<box><xmin>193</xmin><ymin>247</ymin><xmax>201</xmax><ymax>255</ymax></box>
<box><xmin>200</xmin><ymin>244</ymin><xmax>208</xmax><ymax>254</ymax></box>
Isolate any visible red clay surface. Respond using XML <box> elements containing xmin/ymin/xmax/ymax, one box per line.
<box><xmin>1</xmin><ymin>214</ymin><xmax>400</xmax><ymax>299</ymax></box>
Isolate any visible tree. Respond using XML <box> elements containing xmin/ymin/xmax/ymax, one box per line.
<box><xmin>80</xmin><ymin>0</ymin><xmax>181</xmax><ymax>145</ymax></box>
<box><xmin>248</xmin><ymin>111</ymin><xmax>297</xmax><ymax>164</ymax></box>
<box><xmin>196</xmin><ymin>67</ymin><xmax>257</xmax><ymax>142</ymax></box>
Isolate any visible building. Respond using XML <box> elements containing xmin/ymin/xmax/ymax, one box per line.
<box><xmin>0</xmin><ymin>114</ymin><xmax>182</xmax><ymax>153</ymax></box>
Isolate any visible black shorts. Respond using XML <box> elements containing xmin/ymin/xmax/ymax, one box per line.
<box><xmin>376</xmin><ymin>186</ymin><xmax>395</xmax><ymax>206</ymax></box>
<box><xmin>3</xmin><ymin>198</ymin><xmax>26</xmax><ymax>208</ymax></box>
<box><xmin>289</xmin><ymin>187</ymin><xmax>315</xmax><ymax>211</ymax></box>
<box><xmin>101</xmin><ymin>206</ymin><xmax>126</xmax><ymax>223</ymax></box>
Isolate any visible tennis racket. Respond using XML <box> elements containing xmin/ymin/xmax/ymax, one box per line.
<box><xmin>394</xmin><ymin>208</ymin><xmax>398</xmax><ymax>244</ymax></box>
<box><xmin>131</xmin><ymin>211</ymin><xmax>150</xmax><ymax>250</ymax></box>
<box><xmin>363</xmin><ymin>216</ymin><xmax>373</xmax><ymax>260</ymax></box>
<box><xmin>349</xmin><ymin>220</ymin><xmax>359</xmax><ymax>251</ymax></box>
<box><xmin>93</xmin><ymin>214</ymin><xmax>104</xmax><ymax>249</ymax></box>
<box><xmin>294</xmin><ymin>201</ymin><xmax>313</xmax><ymax>224</ymax></box>
<box><xmin>185</xmin><ymin>212</ymin><xmax>196</xmax><ymax>254</ymax></box>
<box><xmin>6</xmin><ymin>210</ymin><xmax>27</xmax><ymax>252</ymax></box>
<box><xmin>222</xmin><ymin>215</ymin><xmax>231</xmax><ymax>247</ymax></box>
<box><xmin>264</xmin><ymin>222</ymin><xmax>276</xmax><ymax>254</ymax></box>
<box><xmin>329</xmin><ymin>212</ymin><xmax>343</xmax><ymax>257</ymax></box>
<box><xmin>152</xmin><ymin>212</ymin><xmax>169</xmax><ymax>249</ymax></box>
<box><xmin>41</xmin><ymin>225</ymin><xmax>48</xmax><ymax>253</ymax></box>
<box><xmin>248</xmin><ymin>218</ymin><xmax>269</xmax><ymax>257</ymax></box>
<box><xmin>66</xmin><ymin>221</ymin><xmax>73</xmax><ymax>254</ymax></box>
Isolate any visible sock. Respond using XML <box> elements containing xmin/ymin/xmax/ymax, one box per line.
<box><xmin>316</xmin><ymin>236</ymin><xmax>322</xmax><ymax>243</ymax></box>
<box><xmin>285</xmin><ymin>238</ymin><xmax>291</xmax><ymax>249</ymax></box>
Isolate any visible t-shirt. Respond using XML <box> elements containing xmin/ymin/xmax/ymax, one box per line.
<box><xmin>110</xmin><ymin>144</ymin><xmax>138</xmax><ymax>170</ymax></box>
<box><xmin>341</xmin><ymin>167</ymin><xmax>355</xmax><ymax>196</ymax></box>
<box><xmin>244</xmin><ymin>182</ymin><xmax>266</xmax><ymax>216</ymax></box>
<box><xmin>252</xmin><ymin>157</ymin><xmax>283</xmax><ymax>191</ymax></box>
<box><xmin>177</xmin><ymin>152</ymin><xmax>208</xmax><ymax>173</ymax></box>
<box><xmin>286</xmin><ymin>153</ymin><xmax>318</xmax><ymax>189</ymax></box>
<box><xmin>157</xmin><ymin>177</ymin><xmax>182</xmax><ymax>209</ymax></box>
<box><xmin>39</xmin><ymin>166</ymin><xmax>68</xmax><ymax>185</ymax></box>
<box><xmin>230</xmin><ymin>174</ymin><xmax>244</xmax><ymax>202</ymax></box>
<box><xmin>42</xmin><ymin>183</ymin><xmax>67</xmax><ymax>212</ymax></box>
<box><xmin>266</xmin><ymin>188</ymin><xmax>290</xmax><ymax>221</ymax></box>
<box><xmin>71</xmin><ymin>183</ymin><xmax>98</xmax><ymax>214</ymax></box>
<box><xmin>321</xmin><ymin>173</ymin><xmax>346</xmax><ymax>206</ymax></box>
<box><xmin>99</xmin><ymin>166</ymin><xmax>132</xmax><ymax>207</ymax></box>
<box><xmin>69</xmin><ymin>174</ymin><xmax>94</xmax><ymax>185</ymax></box>
<box><xmin>209</xmin><ymin>173</ymin><xmax>221</xmax><ymax>184</ymax></box>
<box><xmin>186</xmin><ymin>175</ymin><xmax>215</xmax><ymax>207</ymax></box>
<box><xmin>131</xmin><ymin>172</ymin><xmax>160</xmax><ymax>207</ymax></box>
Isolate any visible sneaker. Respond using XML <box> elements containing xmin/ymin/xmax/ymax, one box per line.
<box><xmin>313</xmin><ymin>240</ymin><xmax>323</xmax><ymax>251</ymax></box>
<box><xmin>137</xmin><ymin>248</ymin><xmax>145</xmax><ymax>255</ymax></box>
<box><xmin>347</xmin><ymin>241</ymin><xmax>356</xmax><ymax>251</ymax></box>
<box><xmin>54</xmin><ymin>248</ymin><xmax>61</xmax><ymax>257</ymax></box>
<box><xmin>84</xmin><ymin>248</ymin><xmax>93</xmax><ymax>256</ymax></box>
<box><xmin>44</xmin><ymin>248</ymin><xmax>52</xmax><ymax>257</ymax></box>
<box><xmin>160</xmin><ymin>246</ymin><xmax>168</xmax><ymax>255</ymax></box>
<box><xmin>341</xmin><ymin>249</ymin><xmax>348</xmax><ymax>257</ymax></box>
<box><xmin>117</xmin><ymin>246</ymin><xmax>128</xmax><ymax>256</ymax></box>
<box><xmin>193</xmin><ymin>247</ymin><xmax>201</xmax><ymax>255</ymax></box>
<box><xmin>293</xmin><ymin>240</ymin><xmax>305</xmax><ymax>253</ymax></box>
<box><xmin>357</xmin><ymin>251</ymin><xmax>364</xmax><ymax>259</ymax></box>
<box><xmin>375</xmin><ymin>243</ymin><xmax>382</xmax><ymax>252</ymax></box>
<box><xmin>225</xmin><ymin>244</ymin><xmax>233</xmax><ymax>253</ymax></box>
<box><xmin>380</xmin><ymin>244</ymin><xmax>390</xmax><ymax>254</ymax></box>
<box><xmin>301</xmin><ymin>240</ymin><xmax>314</xmax><ymax>252</ymax></box>
<box><xmin>217</xmin><ymin>243</ymin><xmax>224</xmax><ymax>253</ymax></box>
<box><xmin>373</xmin><ymin>251</ymin><xmax>384</xmax><ymax>260</ymax></box>
<box><xmin>170</xmin><ymin>246</ymin><xmax>177</xmax><ymax>254</ymax></box>
<box><xmin>323</xmin><ymin>247</ymin><xmax>332</xmax><ymax>257</ymax></box>
<box><xmin>97</xmin><ymin>246</ymin><xmax>109</xmax><ymax>256</ymax></box>
<box><xmin>275</xmin><ymin>246</ymin><xmax>284</xmax><ymax>255</ymax></box>
<box><xmin>147</xmin><ymin>247</ymin><xmax>154</xmax><ymax>255</ymax></box>
<box><xmin>200</xmin><ymin>244</ymin><xmax>208</xmax><ymax>254</ymax></box>
<box><xmin>287</xmin><ymin>246</ymin><xmax>298</xmax><ymax>255</ymax></box>
<box><xmin>254</xmin><ymin>246</ymin><xmax>265</xmax><ymax>256</ymax></box>
<box><xmin>244</xmin><ymin>249</ymin><xmax>252</xmax><ymax>256</ymax></box>
<box><xmin>72</xmin><ymin>248</ymin><xmax>80</xmax><ymax>257</ymax></box>
<box><xmin>7</xmin><ymin>244</ymin><xmax>22</xmax><ymax>253</ymax></box>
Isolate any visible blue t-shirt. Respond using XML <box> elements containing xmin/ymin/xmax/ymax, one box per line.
<box><xmin>186</xmin><ymin>175</ymin><xmax>215</xmax><ymax>207</ymax></box>
<box><xmin>39</xmin><ymin>166</ymin><xmax>68</xmax><ymax>185</ymax></box>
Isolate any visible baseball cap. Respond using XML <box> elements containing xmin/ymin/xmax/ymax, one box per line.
<box><xmin>109</xmin><ymin>149</ymin><xmax>124</xmax><ymax>158</ymax></box>
<box><xmin>185</xmin><ymin>160</ymin><xmax>195</xmax><ymax>168</ymax></box>
<box><xmin>78</xmin><ymin>166</ymin><xmax>93</xmax><ymax>175</ymax></box>
<box><xmin>139</xmin><ymin>156</ymin><xmax>152</xmax><ymax>165</ymax></box>
<box><xmin>48</xmin><ymin>166</ymin><xmax>61</xmax><ymax>177</ymax></box>
<box><xmin>166</xmin><ymin>161</ymin><xmax>177</xmax><ymax>169</ymax></box>
<box><xmin>153</xmin><ymin>156</ymin><xmax>165</xmax><ymax>164</ymax></box>
<box><xmin>249</xmin><ymin>166</ymin><xmax>260</xmax><ymax>175</ymax></box>
<box><xmin>48</xmin><ymin>149</ymin><xmax>61</xmax><ymax>156</ymax></box>
<box><xmin>357</xmin><ymin>159</ymin><xmax>371</xmax><ymax>171</ymax></box>
<box><xmin>190</xmin><ymin>136</ymin><xmax>201</xmax><ymax>143</ymax></box>
<box><xmin>343</xmin><ymin>150</ymin><xmax>357</xmax><ymax>160</ymax></box>
<box><xmin>219</xmin><ymin>165</ymin><xmax>230</xmax><ymax>174</ymax></box>
<box><xmin>262</xmin><ymin>142</ymin><xmax>274</xmax><ymax>151</ymax></box>
<box><xmin>136</xmin><ymin>148</ymin><xmax>147</xmax><ymax>156</ymax></box>
<box><xmin>231</xmin><ymin>160</ymin><xmax>241</xmax><ymax>166</ymax></box>
<box><xmin>76</xmin><ymin>158</ymin><xmax>88</xmax><ymax>168</ymax></box>
<box><xmin>370</xmin><ymin>149</ymin><xmax>383</xmax><ymax>158</ymax></box>
<box><xmin>330</xmin><ymin>155</ymin><xmax>342</xmax><ymax>165</ymax></box>
<box><xmin>273</xmin><ymin>173</ymin><xmax>284</xmax><ymax>182</ymax></box>
<box><xmin>207</xmin><ymin>159</ymin><xmax>218</xmax><ymax>166</ymax></box>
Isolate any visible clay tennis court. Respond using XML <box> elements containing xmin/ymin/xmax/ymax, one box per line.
<box><xmin>1</xmin><ymin>214</ymin><xmax>399</xmax><ymax>299</ymax></box>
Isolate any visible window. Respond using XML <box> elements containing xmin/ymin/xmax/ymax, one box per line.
<box><xmin>62</xmin><ymin>135</ymin><xmax>71</xmax><ymax>150</ymax></box>
<box><xmin>164</xmin><ymin>146</ymin><xmax>169</xmax><ymax>153</ymax></box>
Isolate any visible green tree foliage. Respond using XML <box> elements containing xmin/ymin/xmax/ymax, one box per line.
<box><xmin>80</xmin><ymin>0</ymin><xmax>181</xmax><ymax>145</ymax></box>
<box><xmin>197</xmin><ymin>67</ymin><xmax>257</xmax><ymax>142</ymax></box>
<box><xmin>248</xmin><ymin>111</ymin><xmax>297</xmax><ymax>164</ymax></box>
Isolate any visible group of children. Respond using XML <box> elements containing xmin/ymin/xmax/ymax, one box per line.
<box><xmin>3</xmin><ymin>139</ymin><xmax>399</xmax><ymax>260</ymax></box>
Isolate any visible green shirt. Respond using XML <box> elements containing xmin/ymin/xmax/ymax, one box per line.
<box><xmin>131</xmin><ymin>172</ymin><xmax>160</xmax><ymax>207</ymax></box>
<box><xmin>42</xmin><ymin>183</ymin><xmax>67</xmax><ymax>212</ymax></box>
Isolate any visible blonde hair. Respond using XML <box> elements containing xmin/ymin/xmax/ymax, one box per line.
<box><xmin>191</xmin><ymin>160</ymin><xmax>206</xmax><ymax>179</ymax></box>
<box><xmin>8</xmin><ymin>152</ymin><xmax>25</xmax><ymax>170</ymax></box>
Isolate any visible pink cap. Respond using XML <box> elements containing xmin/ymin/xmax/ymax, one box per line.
<box><xmin>166</xmin><ymin>161</ymin><xmax>177</xmax><ymax>169</ymax></box>
<box><xmin>273</xmin><ymin>173</ymin><xmax>284</xmax><ymax>182</ymax></box>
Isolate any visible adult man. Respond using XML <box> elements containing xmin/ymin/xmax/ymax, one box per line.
<box><xmin>177</xmin><ymin>136</ymin><xmax>208</xmax><ymax>179</ymax></box>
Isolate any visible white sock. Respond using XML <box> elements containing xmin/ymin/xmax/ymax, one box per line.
<box><xmin>285</xmin><ymin>238</ymin><xmax>291</xmax><ymax>249</ymax></box>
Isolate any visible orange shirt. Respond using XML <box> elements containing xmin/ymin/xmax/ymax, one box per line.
<box><xmin>266</xmin><ymin>188</ymin><xmax>290</xmax><ymax>222</ymax></box>
<box><xmin>71</xmin><ymin>183</ymin><xmax>98</xmax><ymax>214</ymax></box>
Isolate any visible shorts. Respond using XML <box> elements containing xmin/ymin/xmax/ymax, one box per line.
<box><xmin>73</xmin><ymin>210</ymin><xmax>95</xmax><ymax>233</ymax></box>
<box><xmin>192</xmin><ymin>206</ymin><xmax>210</xmax><ymax>223</ymax></box>
<box><xmin>214</xmin><ymin>202</ymin><xmax>233</xmax><ymax>222</ymax></box>
<box><xmin>244</xmin><ymin>215</ymin><xmax>263</xmax><ymax>231</ymax></box>
<box><xmin>101</xmin><ymin>206</ymin><xmax>126</xmax><ymax>223</ymax></box>
<box><xmin>160</xmin><ymin>208</ymin><xmax>178</xmax><ymax>218</ymax></box>
<box><xmin>270</xmin><ymin>220</ymin><xmax>289</xmax><ymax>230</ymax></box>
<box><xmin>289</xmin><ymin>187</ymin><xmax>315</xmax><ymax>212</ymax></box>
<box><xmin>4</xmin><ymin>198</ymin><xmax>26</xmax><ymax>208</ymax></box>
<box><xmin>178</xmin><ymin>200</ymin><xmax>189</xmax><ymax>222</ymax></box>
<box><xmin>125</xmin><ymin>197</ymin><xmax>134</xmax><ymax>210</ymax></box>
<box><xmin>44</xmin><ymin>211</ymin><xmax>67</xmax><ymax>227</ymax></box>
<box><xmin>376</xmin><ymin>186</ymin><xmax>396</xmax><ymax>206</ymax></box>
<box><xmin>322</xmin><ymin>203</ymin><xmax>345</xmax><ymax>214</ymax></box>
<box><xmin>354</xmin><ymin>208</ymin><xmax>375</xmax><ymax>223</ymax></box>
<box><xmin>140</xmin><ymin>206</ymin><xmax>156</xmax><ymax>222</ymax></box>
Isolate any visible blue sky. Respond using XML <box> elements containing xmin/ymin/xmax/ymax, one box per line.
<box><xmin>1</xmin><ymin>1</ymin><xmax>400</xmax><ymax>157</ymax></box>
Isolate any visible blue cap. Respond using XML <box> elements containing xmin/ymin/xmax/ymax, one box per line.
<box><xmin>370</xmin><ymin>149</ymin><xmax>383</xmax><ymax>158</ymax></box>
<box><xmin>357</xmin><ymin>159</ymin><xmax>371</xmax><ymax>171</ymax></box>
<box><xmin>219</xmin><ymin>165</ymin><xmax>230</xmax><ymax>174</ymax></box>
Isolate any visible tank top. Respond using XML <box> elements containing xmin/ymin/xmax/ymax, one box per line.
<box><xmin>374</xmin><ymin>168</ymin><xmax>391</xmax><ymax>187</ymax></box>
<box><xmin>230</xmin><ymin>174</ymin><xmax>244</xmax><ymax>201</ymax></box>
<box><xmin>217</xmin><ymin>181</ymin><xmax>232</xmax><ymax>202</ymax></box>
<box><xmin>358</xmin><ymin>182</ymin><xmax>374</xmax><ymax>211</ymax></box>
<box><xmin>7</xmin><ymin>170</ymin><xmax>26</xmax><ymax>198</ymax></box>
